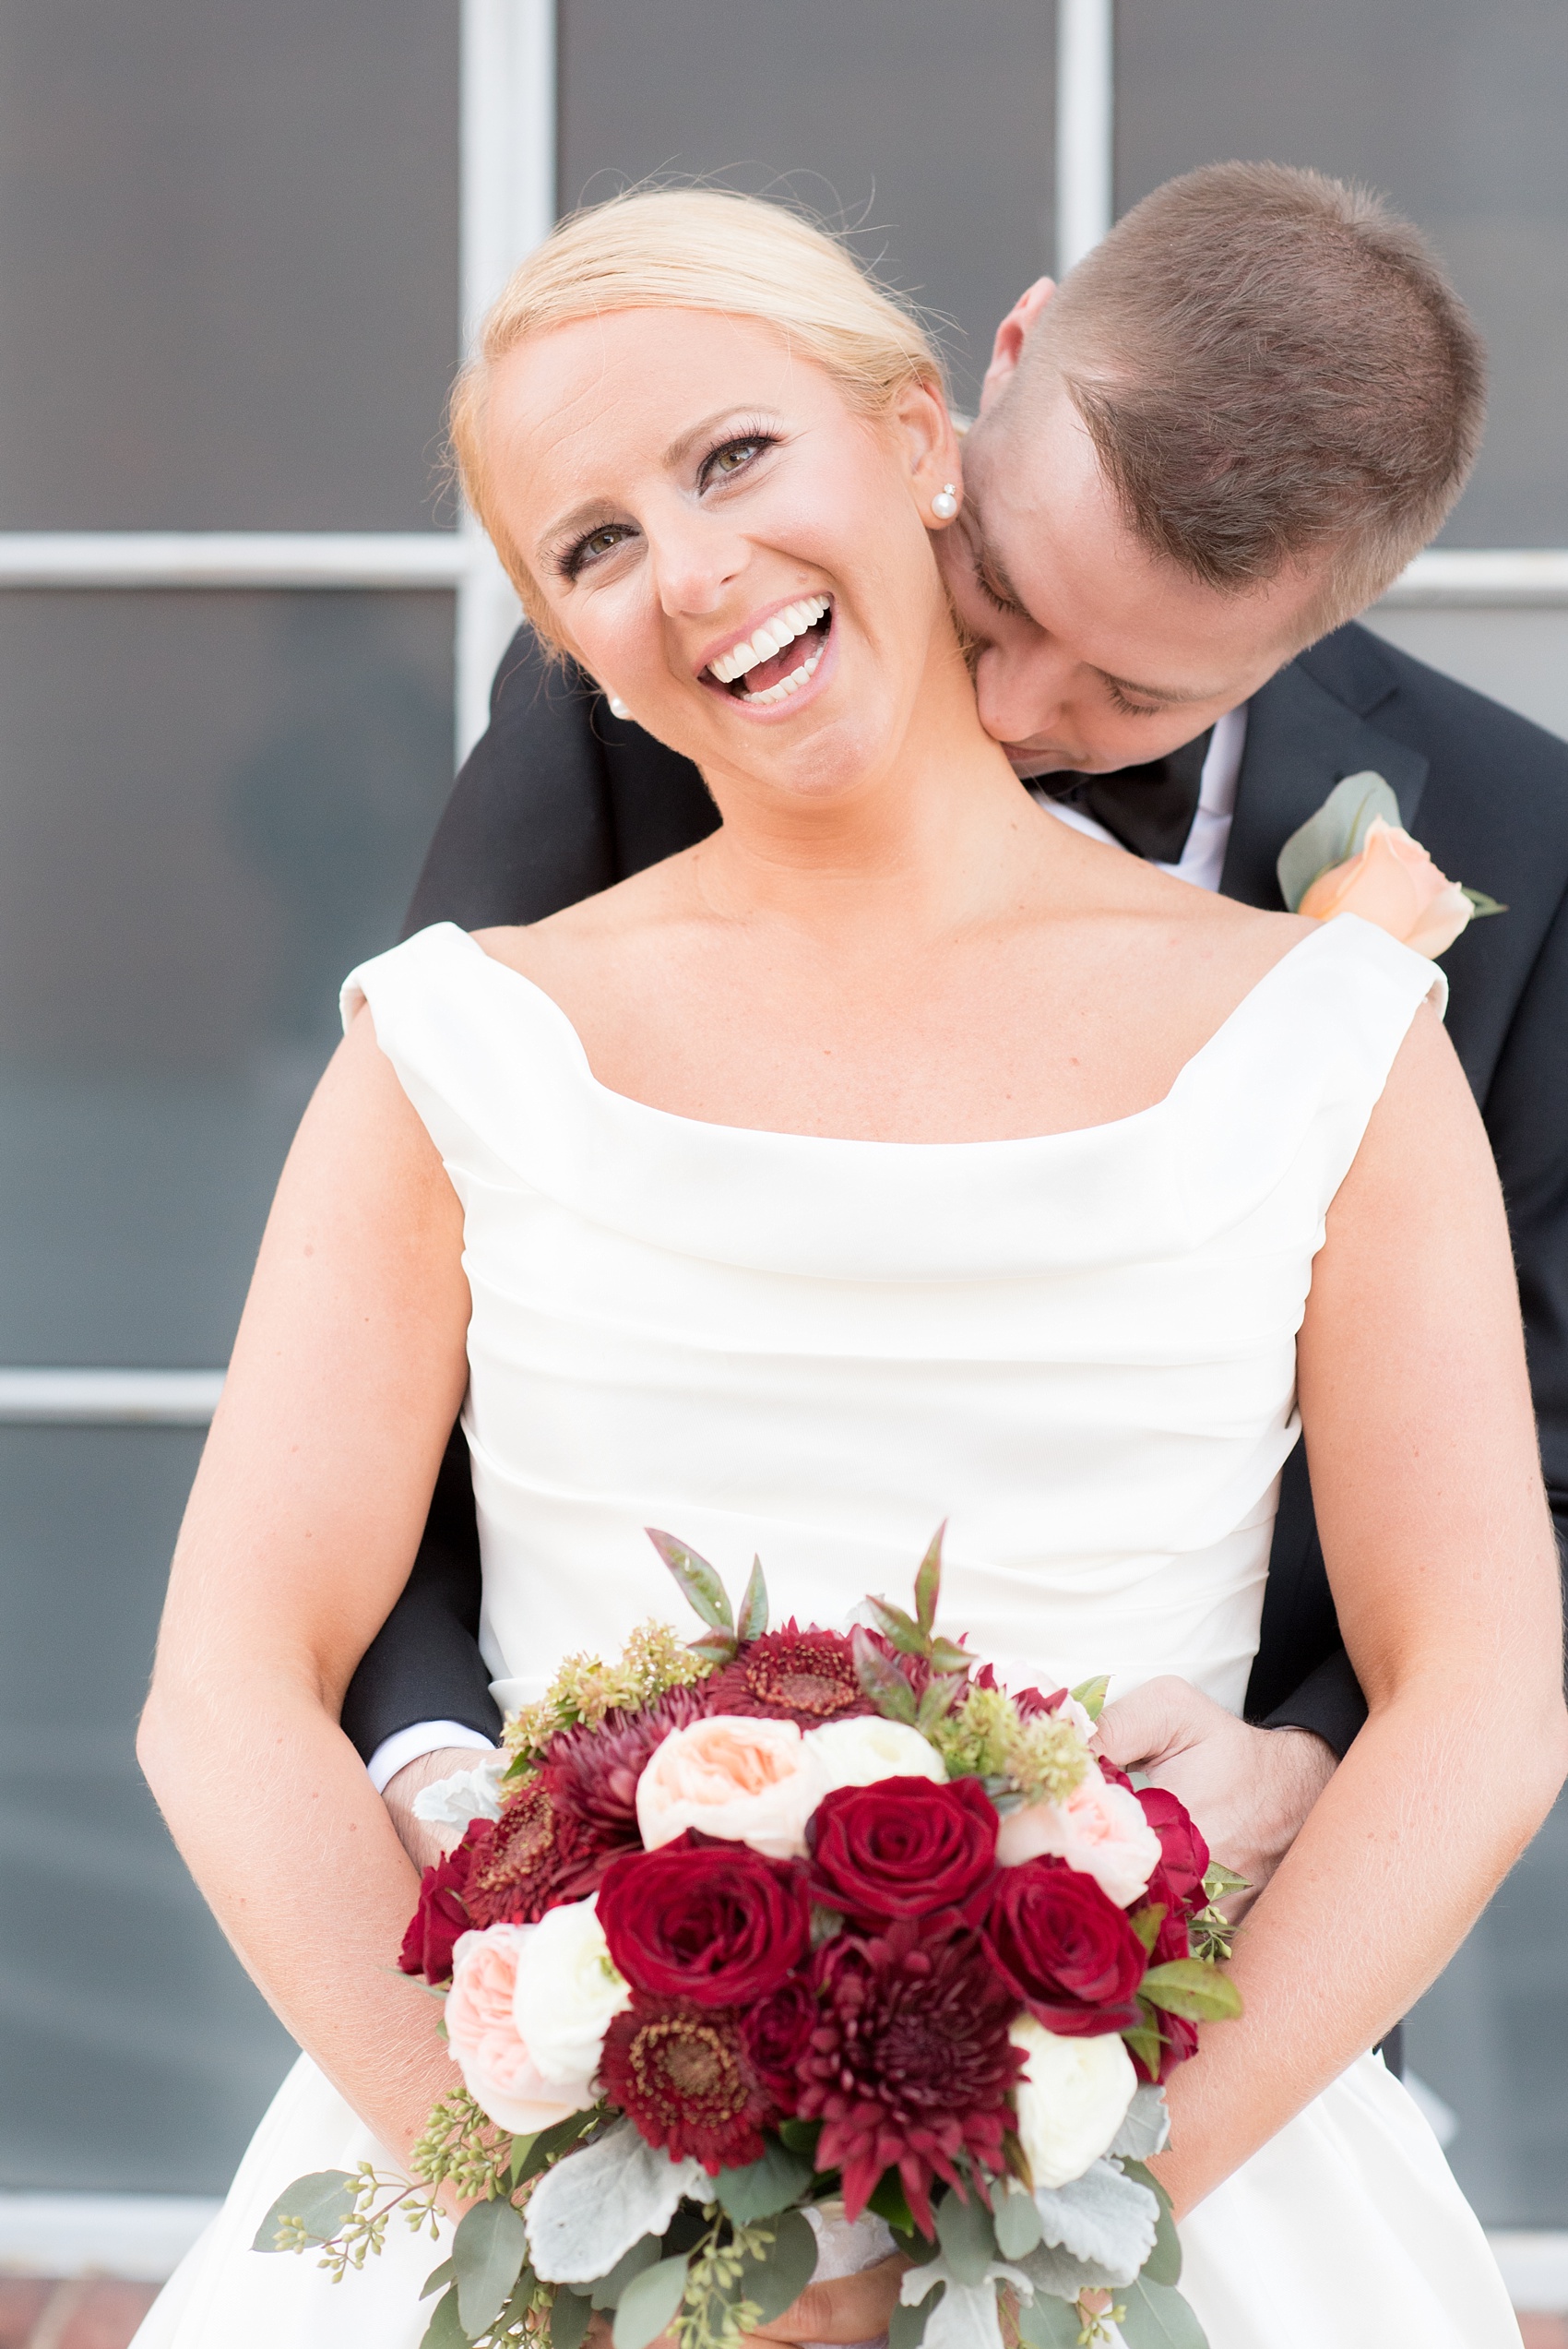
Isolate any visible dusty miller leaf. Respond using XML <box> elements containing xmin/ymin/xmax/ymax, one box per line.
<box><xmin>1026</xmin><ymin>2159</ymin><xmax>1158</xmax><ymax>2284</ymax></box>
<box><xmin>645</xmin><ymin>1529</ymin><xmax>733</xmax><ymax>1632</ymax></box>
<box><xmin>1109</xmin><ymin>2085</ymin><xmax>1170</xmax><ymax>2162</ymax></box>
<box><xmin>525</xmin><ymin>2119</ymin><xmax>707</xmax><ymax>2284</ymax></box>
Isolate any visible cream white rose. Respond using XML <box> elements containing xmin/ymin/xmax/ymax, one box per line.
<box><xmin>996</xmin><ymin>1770</ymin><xmax>1161</xmax><ymax>1908</ymax></box>
<box><xmin>1011</xmin><ymin>2015</ymin><xmax>1138</xmax><ymax>2189</ymax></box>
<box><xmin>513</xmin><ymin>1896</ymin><xmax>631</xmax><ymax>2084</ymax></box>
<box><xmin>804</xmin><ymin>1715</ymin><xmax>947</xmax><ymax>1794</ymax></box>
<box><xmin>636</xmin><ymin>1713</ymin><xmax>826</xmax><ymax>1858</ymax></box>
<box><xmin>446</xmin><ymin>1924</ymin><xmax>598</xmax><ymax>2135</ymax></box>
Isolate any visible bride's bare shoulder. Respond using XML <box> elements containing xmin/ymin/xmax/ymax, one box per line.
<box><xmin>468</xmin><ymin>843</ymin><xmax>703</xmax><ymax>993</ymax></box>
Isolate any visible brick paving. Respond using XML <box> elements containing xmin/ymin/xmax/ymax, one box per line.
<box><xmin>0</xmin><ymin>2281</ymin><xmax>159</xmax><ymax>2349</ymax></box>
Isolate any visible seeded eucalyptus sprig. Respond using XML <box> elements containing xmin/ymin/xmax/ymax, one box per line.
<box><xmin>647</xmin><ymin>1529</ymin><xmax>770</xmax><ymax>1663</ymax></box>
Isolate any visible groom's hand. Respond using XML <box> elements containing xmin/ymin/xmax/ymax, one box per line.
<box><xmin>382</xmin><ymin>1745</ymin><xmax>493</xmax><ymax>1872</ymax></box>
<box><xmin>1093</xmin><ymin>1676</ymin><xmax>1337</xmax><ymax>1914</ymax></box>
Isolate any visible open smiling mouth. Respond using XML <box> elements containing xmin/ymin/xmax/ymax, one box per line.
<box><xmin>704</xmin><ymin>595</ymin><xmax>833</xmax><ymax>708</ymax></box>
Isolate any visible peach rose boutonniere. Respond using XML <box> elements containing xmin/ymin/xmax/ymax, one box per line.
<box><xmin>1277</xmin><ymin>771</ymin><xmax>1504</xmax><ymax>957</ymax></box>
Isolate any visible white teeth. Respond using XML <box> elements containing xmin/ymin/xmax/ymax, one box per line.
<box><xmin>740</xmin><ymin>638</ymin><xmax>826</xmax><ymax>707</ymax></box>
<box><xmin>707</xmin><ymin>594</ymin><xmax>830</xmax><ymax>684</ymax></box>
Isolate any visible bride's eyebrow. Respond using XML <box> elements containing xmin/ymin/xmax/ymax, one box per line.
<box><xmin>661</xmin><ymin>407</ymin><xmax>781</xmax><ymax>468</ymax></box>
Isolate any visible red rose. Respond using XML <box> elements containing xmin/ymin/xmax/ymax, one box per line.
<box><xmin>1136</xmin><ymin>1787</ymin><xmax>1210</xmax><ymax>1915</ymax></box>
<box><xmin>980</xmin><ymin>1854</ymin><xmax>1146</xmax><ymax>2034</ymax></box>
<box><xmin>398</xmin><ymin>1847</ymin><xmax>471</xmax><ymax>1985</ymax></box>
<box><xmin>598</xmin><ymin>1830</ymin><xmax>811</xmax><ymax>2007</ymax></box>
<box><xmin>741</xmin><ymin>1976</ymin><xmax>817</xmax><ymax>2110</ymax></box>
<box><xmin>808</xmin><ymin>1776</ymin><xmax>999</xmax><ymax>1925</ymax></box>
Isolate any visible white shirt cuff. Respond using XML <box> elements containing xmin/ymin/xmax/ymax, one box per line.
<box><xmin>366</xmin><ymin>1719</ymin><xmax>499</xmax><ymax>1795</ymax></box>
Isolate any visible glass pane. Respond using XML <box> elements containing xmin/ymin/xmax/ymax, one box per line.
<box><xmin>0</xmin><ymin>590</ymin><xmax>456</xmax><ymax>1365</ymax></box>
<box><xmin>1114</xmin><ymin>0</ymin><xmax>1568</xmax><ymax>545</ymax></box>
<box><xmin>0</xmin><ymin>0</ymin><xmax>459</xmax><ymax>529</ymax></box>
<box><xmin>0</xmin><ymin>1425</ymin><xmax>295</xmax><ymax>2190</ymax></box>
<box><xmin>558</xmin><ymin>0</ymin><xmax>1055</xmax><ymax>414</ymax></box>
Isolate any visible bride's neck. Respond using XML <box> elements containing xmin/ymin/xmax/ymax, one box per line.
<box><xmin>689</xmin><ymin>645</ymin><xmax>1034</xmax><ymax>937</ymax></box>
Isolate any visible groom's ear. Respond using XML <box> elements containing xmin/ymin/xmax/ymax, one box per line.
<box><xmin>980</xmin><ymin>278</ymin><xmax>1057</xmax><ymax>413</ymax></box>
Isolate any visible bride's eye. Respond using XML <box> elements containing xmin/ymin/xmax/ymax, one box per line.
<box><xmin>699</xmin><ymin>432</ymin><xmax>776</xmax><ymax>487</ymax></box>
<box><xmin>560</xmin><ymin>520</ymin><xmax>635</xmax><ymax>578</ymax></box>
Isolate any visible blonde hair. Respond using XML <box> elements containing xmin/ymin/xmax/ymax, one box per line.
<box><xmin>449</xmin><ymin>188</ymin><xmax>945</xmax><ymax>633</ymax></box>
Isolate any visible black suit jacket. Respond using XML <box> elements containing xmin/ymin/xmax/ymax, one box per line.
<box><xmin>339</xmin><ymin>620</ymin><xmax>1568</xmax><ymax>1765</ymax></box>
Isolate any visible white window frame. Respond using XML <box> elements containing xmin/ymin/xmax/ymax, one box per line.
<box><xmin>1</xmin><ymin>0</ymin><xmax>1564</xmax><ymax>1431</ymax></box>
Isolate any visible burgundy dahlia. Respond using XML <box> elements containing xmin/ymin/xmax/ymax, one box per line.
<box><xmin>542</xmin><ymin>1685</ymin><xmax>716</xmax><ymax>1848</ymax></box>
<box><xmin>398</xmin><ymin>1846</ymin><xmax>472</xmax><ymax>1984</ymax></box>
<box><xmin>797</xmin><ymin>1915</ymin><xmax>1025</xmax><ymax>2235</ymax></box>
<box><xmin>980</xmin><ymin>1854</ymin><xmax>1146</xmax><ymax>2033</ymax></box>
<box><xmin>706</xmin><ymin>1623</ymin><xmax>873</xmax><ymax>1728</ymax></box>
<box><xmin>460</xmin><ymin>1776</ymin><xmax>610</xmax><ymax>1928</ymax></box>
<box><xmin>600</xmin><ymin>1995</ymin><xmax>777</xmax><ymax>2171</ymax></box>
<box><xmin>598</xmin><ymin>1830</ymin><xmax>812</xmax><ymax>2006</ymax></box>
<box><xmin>808</xmin><ymin>1776</ymin><xmax>1000</xmax><ymax>1926</ymax></box>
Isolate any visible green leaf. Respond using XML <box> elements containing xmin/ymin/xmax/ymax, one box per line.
<box><xmin>612</xmin><ymin>2254</ymin><xmax>689</xmax><ymax>2349</ymax></box>
<box><xmin>590</xmin><ymin>2236</ymin><xmax>661</xmax><ymax>2309</ymax></box>
<box><xmin>992</xmin><ymin>2176</ymin><xmax>1043</xmax><ymax>2259</ymax></box>
<box><xmin>1461</xmin><ymin>886</ymin><xmax>1508</xmax><ymax>917</ymax></box>
<box><xmin>738</xmin><ymin>1555</ymin><xmax>770</xmax><ymax>1641</ymax></box>
<box><xmin>420</xmin><ymin>2286</ymin><xmax>471</xmax><ymax>2349</ymax></box>
<box><xmin>852</xmin><ymin>1628</ymin><xmax>919</xmax><ymax>1724</ymax></box>
<box><xmin>1129</xmin><ymin>1902</ymin><xmax>1167</xmax><ymax>1955</ymax></box>
<box><xmin>516</xmin><ymin>2108</ymin><xmax>600</xmax><ymax>2186</ymax></box>
<box><xmin>1070</xmin><ymin>1675</ymin><xmax>1110</xmax><ymax>1723</ymax></box>
<box><xmin>1276</xmin><ymin>770</ymin><xmax>1400</xmax><ymax>911</ymax></box>
<box><xmin>777</xmin><ymin>2117</ymin><xmax>824</xmax><ymax>2160</ymax></box>
<box><xmin>889</xmin><ymin>2286</ymin><xmax>941</xmax><ymax>2349</ymax></box>
<box><xmin>551</xmin><ymin>2287</ymin><xmax>594</xmax><ymax>2349</ymax></box>
<box><xmin>509</xmin><ymin>2132</ymin><xmax>537</xmax><ymax>2186</ymax></box>
<box><xmin>1115</xmin><ymin>2277</ymin><xmax>1210</xmax><ymax>2347</ymax></box>
<box><xmin>1016</xmin><ymin>2294</ymin><xmax>1083</xmax><ymax>2349</ymax></box>
<box><xmin>1122</xmin><ymin>2013</ymin><xmax>1166</xmax><ymax>2078</ymax></box>
<box><xmin>713</xmin><ymin>2138</ymin><xmax>814</xmax><ymax>2223</ymax></box>
<box><xmin>869</xmin><ymin>1597</ymin><xmax>930</xmax><ymax>1658</ymax></box>
<box><xmin>926</xmin><ymin>1638</ymin><xmax>974</xmax><ymax>1675</ymax></box>
<box><xmin>866</xmin><ymin>2167</ymin><xmax>921</xmax><ymax>2237</ymax></box>
<box><xmin>1138</xmin><ymin>1960</ymin><xmax>1243</xmax><ymax>2024</ymax></box>
<box><xmin>421</xmin><ymin>2257</ymin><xmax>457</xmax><ymax>2300</ymax></box>
<box><xmin>917</xmin><ymin>1673</ymin><xmax>967</xmax><ymax>1735</ymax></box>
<box><xmin>686</xmin><ymin>1628</ymin><xmax>741</xmax><ymax>1664</ymax></box>
<box><xmin>914</xmin><ymin>1522</ymin><xmax>945</xmax><ymax>1635</ymax></box>
<box><xmin>1120</xmin><ymin>2161</ymin><xmax>1181</xmax><ymax>2286</ymax></box>
<box><xmin>742</xmin><ymin>2210</ymin><xmax>819</xmax><ymax>2325</ymax></box>
<box><xmin>934</xmin><ymin>2186</ymin><xmax>998</xmax><ymax>2286</ymax></box>
<box><xmin>251</xmin><ymin>2169</ymin><xmax>358</xmax><ymax>2253</ymax></box>
<box><xmin>646</xmin><ymin>1529</ymin><xmax>733</xmax><ymax>1632</ymax></box>
<box><xmin>1199</xmin><ymin>1861</ymin><xmax>1248</xmax><ymax>1904</ymax></box>
<box><xmin>454</xmin><ymin>2194</ymin><xmax>529</xmax><ymax>2338</ymax></box>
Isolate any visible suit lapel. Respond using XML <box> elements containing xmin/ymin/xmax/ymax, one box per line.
<box><xmin>1220</xmin><ymin>660</ymin><xmax>1430</xmax><ymax>910</ymax></box>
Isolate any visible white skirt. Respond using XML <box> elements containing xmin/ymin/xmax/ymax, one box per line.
<box><xmin>132</xmin><ymin>2049</ymin><xmax>1517</xmax><ymax>2349</ymax></box>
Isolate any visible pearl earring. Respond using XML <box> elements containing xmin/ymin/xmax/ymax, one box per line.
<box><xmin>932</xmin><ymin>483</ymin><xmax>959</xmax><ymax>521</ymax></box>
<box><xmin>608</xmin><ymin>694</ymin><xmax>630</xmax><ymax>720</ymax></box>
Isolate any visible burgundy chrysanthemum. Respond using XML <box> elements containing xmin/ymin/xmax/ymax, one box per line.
<box><xmin>600</xmin><ymin>1995</ymin><xmax>778</xmax><ymax>2171</ymax></box>
<box><xmin>706</xmin><ymin>1623</ymin><xmax>873</xmax><ymax>1728</ymax></box>
<box><xmin>460</xmin><ymin>1776</ymin><xmax>611</xmax><ymax>1927</ymax></box>
<box><xmin>797</xmin><ymin>1915</ymin><xmax>1026</xmax><ymax>2235</ymax></box>
<box><xmin>542</xmin><ymin>1685</ymin><xmax>717</xmax><ymax>1847</ymax></box>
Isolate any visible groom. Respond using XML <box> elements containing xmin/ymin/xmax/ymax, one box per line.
<box><xmin>344</xmin><ymin>163</ymin><xmax>1568</xmax><ymax>1959</ymax></box>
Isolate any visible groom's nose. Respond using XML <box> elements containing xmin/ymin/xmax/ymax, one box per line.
<box><xmin>971</xmin><ymin>635</ymin><xmax>1080</xmax><ymax>757</ymax></box>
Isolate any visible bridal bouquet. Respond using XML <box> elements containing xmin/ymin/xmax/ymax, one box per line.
<box><xmin>257</xmin><ymin>1532</ymin><xmax>1241</xmax><ymax>2349</ymax></box>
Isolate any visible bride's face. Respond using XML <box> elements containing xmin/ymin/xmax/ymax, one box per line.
<box><xmin>481</xmin><ymin>307</ymin><xmax>966</xmax><ymax>803</ymax></box>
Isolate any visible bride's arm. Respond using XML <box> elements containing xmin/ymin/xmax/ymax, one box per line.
<box><xmin>137</xmin><ymin>1008</ymin><xmax>473</xmax><ymax>2161</ymax></box>
<box><xmin>1154</xmin><ymin>1001</ymin><xmax>1568</xmax><ymax>2216</ymax></box>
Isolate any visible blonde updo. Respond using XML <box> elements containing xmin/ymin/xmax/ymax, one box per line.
<box><xmin>449</xmin><ymin>188</ymin><xmax>947</xmax><ymax>634</ymax></box>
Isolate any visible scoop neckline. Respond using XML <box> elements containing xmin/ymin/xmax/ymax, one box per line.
<box><xmin>435</xmin><ymin>917</ymin><xmax>1354</xmax><ymax>1152</ymax></box>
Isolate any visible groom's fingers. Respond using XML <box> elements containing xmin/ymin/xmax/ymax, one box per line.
<box><xmin>1094</xmin><ymin>1673</ymin><xmax>1219</xmax><ymax>1771</ymax></box>
<box><xmin>751</xmin><ymin>2252</ymin><xmax>909</xmax><ymax>2345</ymax></box>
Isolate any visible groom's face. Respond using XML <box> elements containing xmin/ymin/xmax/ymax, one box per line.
<box><xmin>941</xmin><ymin>335</ymin><xmax>1336</xmax><ymax>776</ymax></box>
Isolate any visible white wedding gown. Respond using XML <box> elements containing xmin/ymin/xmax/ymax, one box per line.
<box><xmin>136</xmin><ymin>914</ymin><xmax>1517</xmax><ymax>2348</ymax></box>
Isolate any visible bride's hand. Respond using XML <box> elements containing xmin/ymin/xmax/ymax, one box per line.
<box><xmin>1093</xmin><ymin>1676</ymin><xmax>1336</xmax><ymax>1914</ymax></box>
<box><xmin>382</xmin><ymin>1746</ymin><xmax>493</xmax><ymax>1872</ymax></box>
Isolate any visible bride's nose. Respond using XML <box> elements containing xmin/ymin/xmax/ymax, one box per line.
<box><xmin>644</xmin><ymin>501</ymin><xmax>750</xmax><ymax>621</ymax></box>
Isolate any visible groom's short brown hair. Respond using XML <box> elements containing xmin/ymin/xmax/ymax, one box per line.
<box><xmin>1022</xmin><ymin>161</ymin><xmax>1486</xmax><ymax>632</ymax></box>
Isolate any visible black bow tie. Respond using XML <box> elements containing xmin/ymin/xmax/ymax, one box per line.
<box><xmin>1035</xmin><ymin>729</ymin><xmax>1213</xmax><ymax>864</ymax></box>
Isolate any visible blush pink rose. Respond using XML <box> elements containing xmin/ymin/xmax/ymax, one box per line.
<box><xmin>1299</xmin><ymin>817</ymin><xmax>1472</xmax><ymax>957</ymax></box>
<box><xmin>996</xmin><ymin>1771</ymin><xmax>1163</xmax><ymax>1909</ymax></box>
<box><xmin>636</xmin><ymin>1714</ymin><xmax>826</xmax><ymax>1859</ymax></box>
<box><xmin>445</xmin><ymin>1923</ymin><xmax>597</xmax><ymax>2133</ymax></box>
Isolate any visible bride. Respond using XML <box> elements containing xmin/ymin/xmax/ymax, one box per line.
<box><xmin>135</xmin><ymin>191</ymin><xmax>1563</xmax><ymax>2347</ymax></box>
